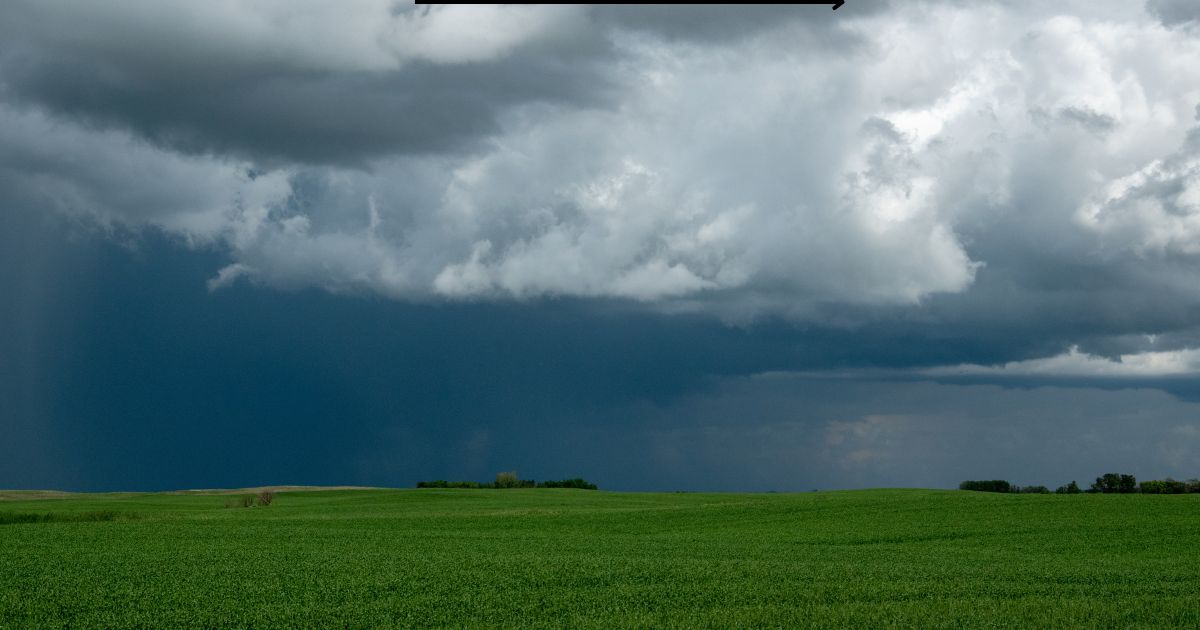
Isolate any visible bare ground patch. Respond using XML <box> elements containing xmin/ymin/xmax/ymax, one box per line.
<box><xmin>172</xmin><ymin>485</ymin><xmax>387</xmax><ymax>495</ymax></box>
<box><xmin>0</xmin><ymin>490</ymin><xmax>76</xmax><ymax>501</ymax></box>
<box><xmin>1</xmin><ymin>486</ymin><xmax>386</xmax><ymax>501</ymax></box>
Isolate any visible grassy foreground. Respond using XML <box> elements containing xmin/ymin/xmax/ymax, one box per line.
<box><xmin>2</xmin><ymin>488</ymin><xmax>1198</xmax><ymax>628</ymax></box>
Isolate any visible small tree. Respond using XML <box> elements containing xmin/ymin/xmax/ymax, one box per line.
<box><xmin>1091</xmin><ymin>473</ymin><xmax>1118</xmax><ymax>493</ymax></box>
<box><xmin>258</xmin><ymin>490</ymin><xmax>275</xmax><ymax>506</ymax></box>
<box><xmin>1055</xmin><ymin>480</ymin><xmax>1081</xmax><ymax>494</ymax></box>
<box><xmin>494</xmin><ymin>471</ymin><xmax>521</xmax><ymax>489</ymax></box>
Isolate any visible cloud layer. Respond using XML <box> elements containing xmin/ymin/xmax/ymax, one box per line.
<box><xmin>2</xmin><ymin>1</ymin><xmax>1199</xmax><ymax>353</ymax></box>
<box><xmin>925</xmin><ymin>345</ymin><xmax>1200</xmax><ymax>378</ymax></box>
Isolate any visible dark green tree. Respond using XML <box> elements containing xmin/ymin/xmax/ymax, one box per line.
<box><xmin>1091</xmin><ymin>473</ymin><xmax>1137</xmax><ymax>493</ymax></box>
<box><xmin>959</xmin><ymin>480</ymin><xmax>1011</xmax><ymax>493</ymax></box>
<box><xmin>1054</xmin><ymin>480</ymin><xmax>1081</xmax><ymax>494</ymax></box>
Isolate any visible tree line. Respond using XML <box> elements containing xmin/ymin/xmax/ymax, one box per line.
<box><xmin>960</xmin><ymin>474</ymin><xmax>1200</xmax><ymax>495</ymax></box>
<box><xmin>417</xmin><ymin>471</ymin><xmax>597</xmax><ymax>490</ymax></box>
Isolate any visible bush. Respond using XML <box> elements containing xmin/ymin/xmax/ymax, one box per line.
<box><xmin>417</xmin><ymin>476</ymin><xmax>595</xmax><ymax>490</ymax></box>
<box><xmin>258</xmin><ymin>490</ymin><xmax>275</xmax><ymax>506</ymax></box>
<box><xmin>0</xmin><ymin>511</ymin><xmax>122</xmax><ymax>525</ymax></box>
<box><xmin>1017</xmin><ymin>485</ymin><xmax>1050</xmax><ymax>494</ymax></box>
<box><xmin>224</xmin><ymin>495</ymin><xmax>256</xmax><ymax>508</ymax></box>
<box><xmin>959</xmin><ymin>480</ymin><xmax>1011</xmax><ymax>493</ymax></box>
<box><xmin>1054</xmin><ymin>481</ymin><xmax>1081</xmax><ymax>494</ymax></box>
<box><xmin>494</xmin><ymin>471</ymin><xmax>521</xmax><ymax>488</ymax></box>
<box><xmin>1140</xmin><ymin>480</ymin><xmax>1165</xmax><ymax>494</ymax></box>
<box><xmin>1139</xmin><ymin>479</ymin><xmax>1187</xmax><ymax>494</ymax></box>
<box><xmin>537</xmin><ymin>478</ymin><xmax>598</xmax><ymax>490</ymax></box>
<box><xmin>417</xmin><ymin>480</ymin><xmax>483</xmax><ymax>489</ymax></box>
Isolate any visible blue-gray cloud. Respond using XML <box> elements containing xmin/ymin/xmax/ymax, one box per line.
<box><xmin>3</xmin><ymin>1</ymin><xmax>1197</xmax><ymax>332</ymax></box>
<box><xmin>4</xmin><ymin>1</ymin><xmax>1200</xmax><ymax>491</ymax></box>
<box><xmin>1147</xmin><ymin>0</ymin><xmax>1200</xmax><ymax>28</ymax></box>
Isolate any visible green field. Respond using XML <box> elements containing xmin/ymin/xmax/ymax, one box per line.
<box><xmin>2</xmin><ymin>488</ymin><xmax>1198</xmax><ymax>628</ymax></box>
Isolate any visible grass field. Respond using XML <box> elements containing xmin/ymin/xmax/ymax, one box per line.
<box><xmin>2</xmin><ymin>488</ymin><xmax>1198</xmax><ymax>628</ymax></box>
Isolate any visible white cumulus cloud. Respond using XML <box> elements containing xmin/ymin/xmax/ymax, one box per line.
<box><xmin>925</xmin><ymin>345</ymin><xmax>1200</xmax><ymax>378</ymax></box>
<box><xmin>4</xmin><ymin>1</ymin><xmax>1200</xmax><ymax>323</ymax></box>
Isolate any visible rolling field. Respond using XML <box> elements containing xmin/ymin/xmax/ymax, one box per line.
<box><xmin>2</xmin><ymin>488</ymin><xmax>1199</xmax><ymax>628</ymax></box>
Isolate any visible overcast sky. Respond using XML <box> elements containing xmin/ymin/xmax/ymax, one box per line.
<box><xmin>3</xmin><ymin>0</ymin><xmax>1200</xmax><ymax>491</ymax></box>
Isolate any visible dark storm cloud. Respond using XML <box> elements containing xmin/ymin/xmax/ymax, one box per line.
<box><xmin>1146</xmin><ymin>0</ymin><xmax>1200</xmax><ymax>27</ymax></box>
<box><xmin>6</xmin><ymin>211</ymin><xmax>1200</xmax><ymax>492</ymax></box>
<box><xmin>2</xmin><ymin>1</ymin><xmax>1198</xmax><ymax>345</ymax></box>
<box><xmin>0</xmin><ymin>21</ymin><xmax>617</xmax><ymax>166</ymax></box>
<box><xmin>0</xmin><ymin>1</ymin><xmax>877</xmax><ymax>167</ymax></box>
<box><xmin>5</xmin><ymin>1</ymin><xmax>1200</xmax><ymax>492</ymax></box>
<box><xmin>573</xmin><ymin>375</ymin><xmax>1200</xmax><ymax>491</ymax></box>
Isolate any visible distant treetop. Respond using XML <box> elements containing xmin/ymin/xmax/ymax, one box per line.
<box><xmin>417</xmin><ymin>473</ymin><xmax>597</xmax><ymax>490</ymax></box>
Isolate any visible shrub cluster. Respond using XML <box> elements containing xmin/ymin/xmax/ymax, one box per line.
<box><xmin>417</xmin><ymin>472</ymin><xmax>597</xmax><ymax>490</ymax></box>
<box><xmin>537</xmin><ymin>478</ymin><xmax>598</xmax><ymax>490</ymax></box>
<box><xmin>416</xmin><ymin>480</ymin><xmax>486</xmax><ymax>489</ymax></box>
<box><xmin>959</xmin><ymin>481</ymin><xmax>1052</xmax><ymax>494</ymax></box>
<box><xmin>962</xmin><ymin>474</ymin><xmax>1200</xmax><ymax>495</ymax></box>
<box><xmin>958</xmin><ymin>480</ymin><xmax>1011</xmax><ymax>493</ymax></box>
<box><xmin>1138</xmin><ymin>478</ymin><xmax>1200</xmax><ymax>494</ymax></box>
<box><xmin>0</xmin><ymin>511</ymin><xmax>123</xmax><ymax>525</ymax></box>
<box><xmin>224</xmin><ymin>492</ymin><xmax>276</xmax><ymax>508</ymax></box>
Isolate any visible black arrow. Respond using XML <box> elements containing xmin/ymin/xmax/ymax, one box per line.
<box><xmin>415</xmin><ymin>1</ymin><xmax>846</xmax><ymax>8</ymax></box>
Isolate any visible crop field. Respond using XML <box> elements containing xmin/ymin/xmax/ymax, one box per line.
<box><xmin>2</xmin><ymin>488</ymin><xmax>1199</xmax><ymax>628</ymax></box>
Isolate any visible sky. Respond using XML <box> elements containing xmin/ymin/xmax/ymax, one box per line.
<box><xmin>3</xmin><ymin>0</ymin><xmax>1200</xmax><ymax>491</ymax></box>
